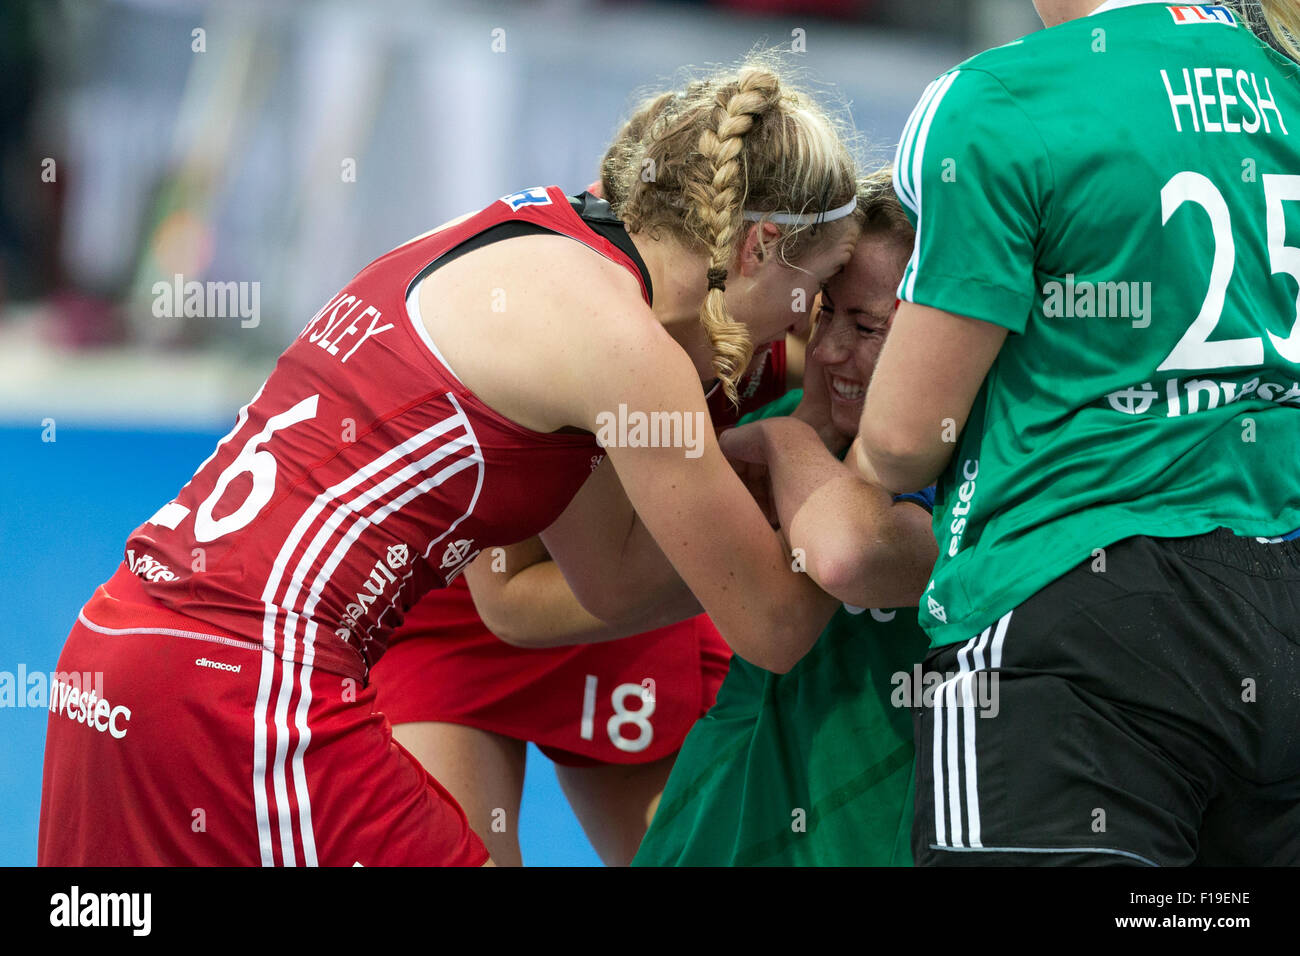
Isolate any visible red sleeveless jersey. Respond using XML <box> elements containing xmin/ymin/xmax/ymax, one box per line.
<box><xmin>123</xmin><ymin>186</ymin><xmax>648</xmax><ymax>681</ymax></box>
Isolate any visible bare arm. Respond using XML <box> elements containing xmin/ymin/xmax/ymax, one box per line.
<box><xmin>539</xmin><ymin>456</ymin><xmax>704</xmax><ymax>635</ymax></box>
<box><xmin>461</xmin><ymin>536</ymin><xmax>692</xmax><ymax>648</ymax></box>
<box><xmin>545</xmin><ymin>318</ymin><xmax>839</xmax><ymax>674</ymax></box>
<box><xmin>418</xmin><ymin>236</ymin><xmax>837</xmax><ymax>672</ymax></box>
<box><xmin>722</xmin><ymin>417</ymin><xmax>936</xmax><ymax>608</ymax></box>
<box><xmin>853</xmin><ymin>302</ymin><xmax>1007</xmax><ymax>493</ymax></box>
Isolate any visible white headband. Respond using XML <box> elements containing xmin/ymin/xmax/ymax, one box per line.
<box><xmin>742</xmin><ymin>197</ymin><xmax>858</xmax><ymax>226</ymax></box>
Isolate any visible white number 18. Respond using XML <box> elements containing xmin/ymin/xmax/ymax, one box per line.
<box><xmin>579</xmin><ymin>674</ymin><xmax>655</xmax><ymax>753</ymax></box>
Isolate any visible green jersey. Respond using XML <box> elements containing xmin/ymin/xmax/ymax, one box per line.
<box><xmin>896</xmin><ymin>0</ymin><xmax>1300</xmax><ymax>646</ymax></box>
<box><xmin>632</xmin><ymin>392</ymin><xmax>933</xmax><ymax>866</ymax></box>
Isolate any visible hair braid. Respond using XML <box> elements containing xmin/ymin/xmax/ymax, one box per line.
<box><xmin>608</xmin><ymin>53</ymin><xmax>860</xmax><ymax>407</ymax></box>
<box><xmin>689</xmin><ymin>69</ymin><xmax>781</xmax><ymax>404</ymax></box>
<box><xmin>1256</xmin><ymin>0</ymin><xmax>1300</xmax><ymax>61</ymax></box>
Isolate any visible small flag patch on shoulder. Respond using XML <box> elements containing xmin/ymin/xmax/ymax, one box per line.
<box><xmin>1167</xmin><ymin>5</ymin><xmax>1238</xmax><ymax>26</ymax></box>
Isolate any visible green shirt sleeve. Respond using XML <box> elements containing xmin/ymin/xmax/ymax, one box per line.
<box><xmin>894</xmin><ymin>68</ymin><xmax>1052</xmax><ymax>334</ymax></box>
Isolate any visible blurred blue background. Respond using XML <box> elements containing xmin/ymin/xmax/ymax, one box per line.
<box><xmin>0</xmin><ymin>0</ymin><xmax>1041</xmax><ymax>866</ymax></box>
<box><xmin>0</xmin><ymin>422</ymin><xmax>601</xmax><ymax>865</ymax></box>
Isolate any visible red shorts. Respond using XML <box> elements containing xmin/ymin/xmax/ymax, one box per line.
<box><xmin>371</xmin><ymin>579</ymin><xmax>732</xmax><ymax>766</ymax></box>
<box><xmin>38</xmin><ymin>566</ymin><xmax>488</xmax><ymax>866</ymax></box>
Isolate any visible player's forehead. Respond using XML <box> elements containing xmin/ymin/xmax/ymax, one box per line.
<box><xmin>800</xmin><ymin>221</ymin><xmax>863</xmax><ymax>277</ymax></box>
<box><xmin>824</xmin><ymin>233</ymin><xmax>909</xmax><ymax>310</ymax></box>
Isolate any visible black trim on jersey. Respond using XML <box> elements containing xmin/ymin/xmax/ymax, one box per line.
<box><xmin>568</xmin><ymin>192</ymin><xmax>653</xmax><ymax>305</ymax></box>
<box><xmin>406</xmin><ymin>220</ymin><xmax>554</xmax><ymax>293</ymax></box>
<box><xmin>404</xmin><ymin>192</ymin><xmax>653</xmax><ymax>304</ymax></box>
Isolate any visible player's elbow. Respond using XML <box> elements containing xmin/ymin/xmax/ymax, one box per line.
<box><xmin>485</xmin><ymin>616</ymin><xmax>541</xmax><ymax>648</ymax></box>
<box><xmin>801</xmin><ymin>514</ymin><xmax>935</xmax><ymax>609</ymax></box>
<box><xmin>858</xmin><ymin>421</ymin><xmax>940</xmax><ymax>494</ymax></box>
<box><xmin>805</xmin><ymin>539</ymin><xmax>873</xmax><ymax>608</ymax></box>
<box><xmin>737</xmin><ymin>605</ymin><xmax>823</xmax><ymax>675</ymax></box>
<box><xmin>761</xmin><ymin>625</ymin><xmax>817</xmax><ymax>675</ymax></box>
<box><xmin>551</xmin><ymin>568</ymin><xmax>610</xmax><ymax>623</ymax></box>
<box><xmin>475</xmin><ymin>601</ymin><xmax>532</xmax><ymax>648</ymax></box>
<box><xmin>793</xmin><ymin>509</ymin><xmax>888</xmax><ymax>606</ymax></box>
<box><xmin>472</xmin><ymin>586</ymin><xmax>565</xmax><ymax>649</ymax></box>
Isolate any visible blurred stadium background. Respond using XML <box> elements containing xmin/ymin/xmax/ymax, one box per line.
<box><xmin>0</xmin><ymin>0</ymin><xmax>1042</xmax><ymax>867</ymax></box>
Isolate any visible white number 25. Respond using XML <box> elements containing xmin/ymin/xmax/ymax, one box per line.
<box><xmin>1159</xmin><ymin>171</ymin><xmax>1300</xmax><ymax>370</ymax></box>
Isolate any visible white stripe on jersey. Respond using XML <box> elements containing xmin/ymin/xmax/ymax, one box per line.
<box><xmin>357</xmin><ymin>395</ymin><xmax>488</xmax><ymax>660</ymax></box>
<box><xmin>931</xmin><ymin>612</ymin><xmax>1013</xmax><ymax>851</ymax></box>
<box><xmin>894</xmin><ymin>76</ymin><xmax>945</xmax><ymax>213</ymax></box>
<box><xmin>944</xmin><ymin>674</ymin><xmax>964</xmax><ymax>846</ymax></box>
<box><xmin>281</xmin><ymin>421</ymin><xmax>478</xmax><ymax>622</ymax></box>
<box><xmin>291</xmin><ymin>652</ymin><xmax>317</xmax><ymax>867</ymax></box>
<box><xmin>262</xmin><ymin>407</ymin><xmax>477</xmax><ymax>629</ymax></box>
<box><xmin>990</xmin><ymin>610</ymin><xmax>1011</xmax><ymax>668</ymax></box>
<box><xmin>272</xmin><ymin>654</ymin><xmax>298</xmax><ymax>864</ymax></box>
<box><xmin>960</xmin><ymin>672</ymin><xmax>981</xmax><ymax>847</ymax></box>
<box><xmin>270</xmin><ymin>404</ymin><xmax>479</xmax><ymax>664</ymax></box>
<box><xmin>932</xmin><ymin>674</ymin><xmax>946</xmax><ymax>846</ymax></box>
<box><xmin>291</xmin><ymin>411</ymin><xmax>485</xmax><ymax>632</ymax></box>
<box><xmin>297</xmin><ymin>452</ymin><xmax>482</xmax><ymax>632</ymax></box>
<box><xmin>285</xmin><ymin>411</ymin><xmax>484</xmax><ymax>864</ymax></box>
<box><xmin>898</xmin><ymin>70</ymin><xmax>961</xmax><ymax>302</ymax></box>
<box><xmin>254</xmin><ymin>397</ymin><xmax>485</xmax><ymax>866</ymax></box>
<box><xmin>253</xmin><ymin>646</ymin><xmax>277</xmax><ymax>866</ymax></box>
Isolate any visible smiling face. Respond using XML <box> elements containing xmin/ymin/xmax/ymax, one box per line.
<box><xmin>812</xmin><ymin>232</ymin><xmax>913</xmax><ymax>438</ymax></box>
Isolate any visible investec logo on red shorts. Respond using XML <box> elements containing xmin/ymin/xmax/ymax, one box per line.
<box><xmin>50</xmin><ymin>675</ymin><xmax>131</xmax><ymax>739</ymax></box>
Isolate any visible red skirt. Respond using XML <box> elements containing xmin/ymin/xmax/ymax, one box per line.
<box><xmin>38</xmin><ymin>566</ymin><xmax>487</xmax><ymax>866</ymax></box>
<box><xmin>371</xmin><ymin>577</ymin><xmax>732</xmax><ymax>766</ymax></box>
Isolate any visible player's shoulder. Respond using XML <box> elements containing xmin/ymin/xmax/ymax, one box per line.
<box><xmin>519</xmin><ymin>231</ymin><xmax>653</xmax><ymax>325</ymax></box>
<box><xmin>943</xmin><ymin>24</ymin><xmax>1080</xmax><ymax>93</ymax></box>
<box><xmin>951</xmin><ymin>4</ymin><xmax>1279</xmax><ymax>85</ymax></box>
<box><xmin>491</xmin><ymin>231</ymin><xmax>674</xmax><ymax>376</ymax></box>
<box><xmin>907</xmin><ymin>19</ymin><xmax>1110</xmax><ymax>152</ymax></box>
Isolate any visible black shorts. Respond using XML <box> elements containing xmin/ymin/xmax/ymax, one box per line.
<box><xmin>911</xmin><ymin>528</ymin><xmax>1300</xmax><ymax>866</ymax></box>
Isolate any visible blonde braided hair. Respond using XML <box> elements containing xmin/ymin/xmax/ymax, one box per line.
<box><xmin>611</xmin><ymin>55</ymin><xmax>859</xmax><ymax>405</ymax></box>
<box><xmin>688</xmin><ymin>69</ymin><xmax>783</xmax><ymax>404</ymax></box>
<box><xmin>599</xmin><ymin>90</ymin><xmax>682</xmax><ymax>213</ymax></box>
<box><xmin>1250</xmin><ymin>1</ymin><xmax>1300</xmax><ymax>61</ymax></box>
